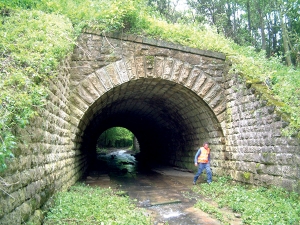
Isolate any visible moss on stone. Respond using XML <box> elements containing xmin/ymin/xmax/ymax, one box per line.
<box><xmin>250</xmin><ymin>82</ymin><xmax>293</xmax><ymax>134</ymax></box>
<box><xmin>27</xmin><ymin>210</ymin><xmax>43</xmax><ymax>225</ymax></box>
<box><xmin>255</xmin><ymin>163</ymin><xmax>263</xmax><ymax>174</ymax></box>
<box><xmin>251</xmin><ymin>84</ymin><xmax>283</xmax><ymax>106</ymax></box>
<box><xmin>145</xmin><ymin>55</ymin><xmax>155</xmax><ymax>67</ymax></box>
<box><xmin>243</xmin><ymin>172</ymin><xmax>251</xmax><ymax>180</ymax></box>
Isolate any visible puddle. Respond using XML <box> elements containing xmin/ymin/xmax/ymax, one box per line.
<box><xmin>84</xmin><ymin>149</ymin><xmax>223</xmax><ymax>224</ymax></box>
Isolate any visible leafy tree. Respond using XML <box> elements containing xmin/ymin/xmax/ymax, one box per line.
<box><xmin>97</xmin><ymin>127</ymin><xmax>134</xmax><ymax>148</ymax></box>
<box><xmin>147</xmin><ymin>0</ymin><xmax>189</xmax><ymax>23</ymax></box>
<box><xmin>186</xmin><ymin>0</ymin><xmax>300</xmax><ymax>66</ymax></box>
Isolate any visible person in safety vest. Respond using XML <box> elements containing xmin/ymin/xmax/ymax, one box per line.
<box><xmin>193</xmin><ymin>142</ymin><xmax>212</xmax><ymax>185</ymax></box>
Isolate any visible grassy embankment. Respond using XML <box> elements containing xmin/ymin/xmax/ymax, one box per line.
<box><xmin>191</xmin><ymin>177</ymin><xmax>300</xmax><ymax>225</ymax></box>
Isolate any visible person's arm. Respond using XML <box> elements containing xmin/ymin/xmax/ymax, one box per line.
<box><xmin>194</xmin><ymin>148</ymin><xmax>201</xmax><ymax>165</ymax></box>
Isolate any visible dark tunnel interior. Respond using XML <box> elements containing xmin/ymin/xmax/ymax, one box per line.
<box><xmin>79</xmin><ymin>78</ymin><xmax>223</xmax><ymax>170</ymax></box>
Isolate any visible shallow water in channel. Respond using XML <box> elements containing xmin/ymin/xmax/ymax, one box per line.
<box><xmin>83</xmin><ymin>149</ymin><xmax>222</xmax><ymax>225</ymax></box>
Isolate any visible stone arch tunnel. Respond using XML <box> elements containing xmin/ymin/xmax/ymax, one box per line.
<box><xmin>80</xmin><ymin>78</ymin><xmax>223</xmax><ymax>168</ymax></box>
<box><xmin>70</xmin><ymin>31</ymin><xmax>228</xmax><ymax>174</ymax></box>
<box><xmin>1</xmin><ymin>30</ymin><xmax>299</xmax><ymax>224</ymax></box>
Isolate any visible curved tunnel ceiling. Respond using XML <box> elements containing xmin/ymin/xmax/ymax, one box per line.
<box><xmin>81</xmin><ymin>77</ymin><xmax>223</xmax><ymax>164</ymax></box>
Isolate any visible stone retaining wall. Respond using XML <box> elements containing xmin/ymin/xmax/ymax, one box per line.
<box><xmin>0</xmin><ymin>32</ymin><xmax>299</xmax><ymax>224</ymax></box>
<box><xmin>0</xmin><ymin>58</ymin><xmax>87</xmax><ymax>224</ymax></box>
<box><xmin>219</xmin><ymin>73</ymin><xmax>300</xmax><ymax>191</ymax></box>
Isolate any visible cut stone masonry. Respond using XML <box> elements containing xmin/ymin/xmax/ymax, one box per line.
<box><xmin>0</xmin><ymin>31</ymin><xmax>299</xmax><ymax>224</ymax></box>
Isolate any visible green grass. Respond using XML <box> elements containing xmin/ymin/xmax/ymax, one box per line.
<box><xmin>194</xmin><ymin>200</ymin><xmax>227</xmax><ymax>223</ymax></box>
<box><xmin>193</xmin><ymin>177</ymin><xmax>300</xmax><ymax>225</ymax></box>
<box><xmin>44</xmin><ymin>183</ymin><xmax>150</xmax><ymax>225</ymax></box>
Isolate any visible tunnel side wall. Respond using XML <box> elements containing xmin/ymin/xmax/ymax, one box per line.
<box><xmin>220</xmin><ymin>72</ymin><xmax>300</xmax><ymax>191</ymax></box>
<box><xmin>0</xmin><ymin>57</ymin><xmax>87</xmax><ymax>224</ymax></box>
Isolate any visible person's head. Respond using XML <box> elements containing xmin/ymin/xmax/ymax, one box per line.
<box><xmin>203</xmin><ymin>142</ymin><xmax>209</xmax><ymax>149</ymax></box>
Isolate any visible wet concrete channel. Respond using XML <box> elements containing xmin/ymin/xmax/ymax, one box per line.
<box><xmin>83</xmin><ymin>149</ymin><xmax>222</xmax><ymax>225</ymax></box>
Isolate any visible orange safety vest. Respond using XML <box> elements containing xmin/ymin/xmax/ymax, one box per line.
<box><xmin>197</xmin><ymin>147</ymin><xmax>210</xmax><ymax>163</ymax></box>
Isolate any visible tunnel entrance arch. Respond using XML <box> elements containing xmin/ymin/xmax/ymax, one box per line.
<box><xmin>70</xmin><ymin>64</ymin><xmax>226</xmax><ymax>172</ymax></box>
<box><xmin>69</xmin><ymin>32</ymin><xmax>227</xmax><ymax>173</ymax></box>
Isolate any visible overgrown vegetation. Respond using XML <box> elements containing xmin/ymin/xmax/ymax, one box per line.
<box><xmin>44</xmin><ymin>183</ymin><xmax>150</xmax><ymax>225</ymax></box>
<box><xmin>0</xmin><ymin>0</ymin><xmax>299</xmax><ymax>171</ymax></box>
<box><xmin>193</xmin><ymin>177</ymin><xmax>300</xmax><ymax>224</ymax></box>
<box><xmin>0</xmin><ymin>6</ymin><xmax>75</xmax><ymax>171</ymax></box>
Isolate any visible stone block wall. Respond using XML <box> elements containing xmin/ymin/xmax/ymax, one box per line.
<box><xmin>217</xmin><ymin>72</ymin><xmax>300</xmax><ymax>192</ymax></box>
<box><xmin>0</xmin><ymin>58</ymin><xmax>87</xmax><ymax>224</ymax></box>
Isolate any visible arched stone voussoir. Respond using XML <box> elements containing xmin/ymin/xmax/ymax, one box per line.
<box><xmin>87</xmin><ymin>73</ymin><xmax>106</xmax><ymax>96</ymax></box>
<box><xmin>69</xmin><ymin>93</ymin><xmax>90</xmax><ymax>113</ymax></box>
<box><xmin>123</xmin><ymin>57</ymin><xmax>138</xmax><ymax>80</ymax></box>
<box><xmin>95</xmin><ymin>67</ymin><xmax>114</xmax><ymax>91</ymax></box>
<box><xmin>104</xmin><ymin>63</ymin><xmax>122</xmax><ymax>87</ymax></box>
<box><xmin>115</xmin><ymin>60</ymin><xmax>130</xmax><ymax>83</ymax></box>
<box><xmin>69</xmin><ymin>104</ymin><xmax>85</xmax><ymax>124</ymax></box>
<box><xmin>127</xmin><ymin>55</ymin><xmax>223</xmax><ymax>94</ymax></box>
<box><xmin>145</xmin><ymin>56</ymin><xmax>226</xmax><ymax>107</ymax></box>
<box><xmin>74</xmin><ymin>81</ymin><xmax>98</xmax><ymax>105</ymax></box>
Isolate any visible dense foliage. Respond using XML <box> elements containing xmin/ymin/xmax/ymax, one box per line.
<box><xmin>44</xmin><ymin>183</ymin><xmax>150</xmax><ymax>224</ymax></box>
<box><xmin>0</xmin><ymin>0</ymin><xmax>299</xmax><ymax>171</ymax></box>
<box><xmin>97</xmin><ymin>127</ymin><xmax>134</xmax><ymax>149</ymax></box>
<box><xmin>193</xmin><ymin>177</ymin><xmax>300</xmax><ymax>224</ymax></box>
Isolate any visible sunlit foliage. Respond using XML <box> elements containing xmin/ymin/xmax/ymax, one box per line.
<box><xmin>97</xmin><ymin>127</ymin><xmax>134</xmax><ymax>149</ymax></box>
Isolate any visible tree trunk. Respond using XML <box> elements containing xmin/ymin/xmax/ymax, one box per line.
<box><xmin>258</xmin><ymin>8</ymin><xmax>266</xmax><ymax>50</ymax></box>
<box><xmin>246</xmin><ymin>0</ymin><xmax>251</xmax><ymax>32</ymax></box>
<box><xmin>280</xmin><ymin>15</ymin><xmax>292</xmax><ymax>66</ymax></box>
<box><xmin>272</xmin><ymin>13</ymin><xmax>278</xmax><ymax>54</ymax></box>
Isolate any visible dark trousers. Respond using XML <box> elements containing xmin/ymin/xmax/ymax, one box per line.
<box><xmin>193</xmin><ymin>163</ymin><xmax>212</xmax><ymax>183</ymax></box>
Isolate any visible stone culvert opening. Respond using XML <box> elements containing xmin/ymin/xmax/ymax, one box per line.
<box><xmin>79</xmin><ymin>77</ymin><xmax>224</xmax><ymax>171</ymax></box>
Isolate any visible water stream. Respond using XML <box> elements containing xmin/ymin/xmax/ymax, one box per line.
<box><xmin>84</xmin><ymin>149</ymin><xmax>221</xmax><ymax>225</ymax></box>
